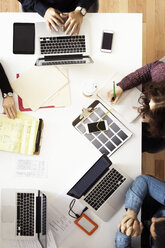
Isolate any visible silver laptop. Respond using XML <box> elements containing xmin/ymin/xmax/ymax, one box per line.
<box><xmin>35</xmin><ymin>22</ymin><xmax>93</xmax><ymax>66</ymax></box>
<box><xmin>1</xmin><ymin>189</ymin><xmax>47</xmax><ymax>248</ymax></box>
<box><xmin>67</xmin><ymin>154</ymin><xmax>133</xmax><ymax>222</ymax></box>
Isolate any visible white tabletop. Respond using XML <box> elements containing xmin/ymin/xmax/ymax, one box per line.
<box><xmin>0</xmin><ymin>13</ymin><xmax>142</xmax><ymax>248</ymax></box>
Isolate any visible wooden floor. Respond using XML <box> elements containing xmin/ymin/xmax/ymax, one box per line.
<box><xmin>0</xmin><ymin>0</ymin><xmax>165</xmax><ymax>180</ymax></box>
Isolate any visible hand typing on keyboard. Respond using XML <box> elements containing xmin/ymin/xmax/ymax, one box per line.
<box><xmin>44</xmin><ymin>8</ymin><xmax>66</xmax><ymax>32</ymax></box>
<box><xmin>61</xmin><ymin>9</ymin><xmax>83</xmax><ymax>35</ymax></box>
<box><xmin>44</xmin><ymin>7</ymin><xmax>83</xmax><ymax>36</ymax></box>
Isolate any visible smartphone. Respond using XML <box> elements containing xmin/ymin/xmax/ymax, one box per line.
<box><xmin>85</xmin><ymin>120</ymin><xmax>108</xmax><ymax>133</ymax></box>
<box><xmin>101</xmin><ymin>30</ymin><xmax>114</xmax><ymax>53</ymax></box>
<box><xmin>13</xmin><ymin>23</ymin><xmax>35</xmax><ymax>54</ymax></box>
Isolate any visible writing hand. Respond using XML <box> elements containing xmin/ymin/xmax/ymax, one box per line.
<box><xmin>3</xmin><ymin>96</ymin><xmax>17</xmax><ymax>119</ymax></box>
<box><xmin>62</xmin><ymin>9</ymin><xmax>83</xmax><ymax>35</ymax></box>
<box><xmin>108</xmin><ymin>85</ymin><xmax>123</xmax><ymax>104</ymax></box>
<box><xmin>44</xmin><ymin>8</ymin><xmax>64</xmax><ymax>31</ymax></box>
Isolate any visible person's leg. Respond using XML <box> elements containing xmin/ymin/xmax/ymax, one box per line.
<box><xmin>88</xmin><ymin>0</ymin><xmax>99</xmax><ymax>13</ymax></box>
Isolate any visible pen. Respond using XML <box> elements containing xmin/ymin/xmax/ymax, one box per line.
<box><xmin>112</xmin><ymin>81</ymin><xmax>116</xmax><ymax>101</ymax></box>
<box><xmin>35</xmin><ymin>119</ymin><xmax>42</xmax><ymax>152</ymax></box>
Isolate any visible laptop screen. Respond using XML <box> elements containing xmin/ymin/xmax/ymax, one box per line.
<box><xmin>67</xmin><ymin>155</ymin><xmax>111</xmax><ymax>199</ymax></box>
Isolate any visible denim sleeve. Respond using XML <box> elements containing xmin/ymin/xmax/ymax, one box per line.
<box><xmin>115</xmin><ymin>230</ymin><xmax>131</xmax><ymax>248</ymax></box>
<box><xmin>125</xmin><ymin>175</ymin><xmax>165</xmax><ymax>213</ymax></box>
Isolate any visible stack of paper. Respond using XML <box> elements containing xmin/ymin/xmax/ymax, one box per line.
<box><xmin>11</xmin><ymin>66</ymin><xmax>70</xmax><ymax>111</ymax></box>
<box><xmin>0</xmin><ymin>111</ymin><xmax>39</xmax><ymax>155</ymax></box>
<box><xmin>97</xmin><ymin>72</ymin><xmax>141</xmax><ymax>123</ymax></box>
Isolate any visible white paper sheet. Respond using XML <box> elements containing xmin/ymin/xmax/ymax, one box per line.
<box><xmin>15</xmin><ymin>159</ymin><xmax>47</xmax><ymax>178</ymax></box>
<box><xmin>47</xmin><ymin>229</ymin><xmax>57</xmax><ymax>248</ymax></box>
<box><xmin>47</xmin><ymin>195</ymin><xmax>82</xmax><ymax>246</ymax></box>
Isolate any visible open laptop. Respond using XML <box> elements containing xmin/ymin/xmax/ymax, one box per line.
<box><xmin>1</xmin><ymin>189</ymin><xmax>47</xmax><ymax>248</ymax></box>
<box><xmin>35</xmin><ymin>22</ymin><xmax>93</xmax><ymax>66</ymax></box>
<box><xmin>67</xmin><ymin>154</ymin><xmax>133</xmax><ymax>221</ymax></box>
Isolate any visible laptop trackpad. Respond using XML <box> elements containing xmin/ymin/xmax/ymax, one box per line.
<box><xmin>2</xmin><ymin>206</ymin><xmax>15</xmax><ymax>223</ymax></box>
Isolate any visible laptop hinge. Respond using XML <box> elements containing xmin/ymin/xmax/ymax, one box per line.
<box><xmin>44</xmin><ymin>54</ymin><xmax>83</xmax><ymax>61</ymax></box>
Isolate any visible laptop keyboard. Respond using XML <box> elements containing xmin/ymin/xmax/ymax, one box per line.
<box><xmin>42</xmin><ymin>60</ymin><xmax>86</xmax><ymax>65</ymax></box>
<box><xmin>40</xmin><ymin>35</ymin><xmax>86</xmax><ymax>55</ymax></box>
<box><xmin>17</xmin><ymin>193</ymin><xmax>35</xmax><ymax>236</ymax></box>
<box><xmin>84</xmin><ymin>168</ymin><xmax>126</xmax><ymax>210</ymax></box>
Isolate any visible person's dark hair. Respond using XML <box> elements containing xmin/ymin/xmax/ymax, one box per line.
<box><xmin>138</xmin><ymin>80</ymin><xmax>165</xmax><ymax>137</ymax></box>
<box><xmin>154</xmin><ymin>220</ymin><xmax>165</xmax><ymax>248</ymax></box>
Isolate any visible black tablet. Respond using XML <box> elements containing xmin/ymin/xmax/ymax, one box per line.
<box><xmin>13</xmin><ymin>23</ymin><xmax>35</xmax><ymax>54</ymax></box>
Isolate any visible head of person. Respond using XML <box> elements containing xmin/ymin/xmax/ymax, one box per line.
<box><xmin>150</xmin><ymin>217</ymin><xmax>165</xmax><ymax>248</ymax></box>
<box><xmin>138</xmin><ymin>80</ymin><xmax>165</xmax><ymax>137</ymax></box>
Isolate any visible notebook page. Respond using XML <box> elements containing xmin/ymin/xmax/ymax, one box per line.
<box><xmin>97</xmin><ymin>73</ymin><xmax>141</xmax><ymax>123</ymax></box>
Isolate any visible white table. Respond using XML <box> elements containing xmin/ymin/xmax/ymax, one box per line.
<box><xmin>0</xmin><ymin>13</ymin><xmax>142</xmax><ymax>248</ymax></box>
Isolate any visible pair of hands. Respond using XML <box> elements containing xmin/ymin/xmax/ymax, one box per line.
<box><xmin>3</xmin><ymin>96</ymin><xmax>17</xmax><ymax>119</ymax></box>
<box><xmin>44</xmin><ymin>8</ymin><xmax>83</xmax><ymax>35</ymax></box>
<box><xmin>118</xmin><ymin>209</ymin><xmax>143</xmax><ymax>237</ymax></box>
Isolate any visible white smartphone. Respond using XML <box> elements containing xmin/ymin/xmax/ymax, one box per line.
<box><xmin>101</xmin><ymin>30</ymin><xmax>114</xmax><ymax>53</ymax></box>
<box><xmin>85</xmin><ymin>120</ymin><xmax>109</xmax><ymax>134</ymax></box>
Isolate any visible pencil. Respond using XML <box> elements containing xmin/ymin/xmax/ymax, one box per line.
<box><xmin>113</xmin><ymin>81</ymin><xmax>116</xmax><ymax>101</ymax></box>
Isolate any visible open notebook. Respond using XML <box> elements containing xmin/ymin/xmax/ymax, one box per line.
<box><xmin>97</xmin><ymin>73</ymin><xmax>141</xmax><ymax>123</ymax></box>
<box><xmin>0</xmin><ymin>111</ymin><xmax>42</xmax><ymax>155</ymax></box>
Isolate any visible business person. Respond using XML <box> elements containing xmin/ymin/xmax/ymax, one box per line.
<box><xmin>115</xmin><ymin>175</ymin><xmax>165</xmax><ymax>248</ymax></box>
<box><xmin>0</xmin><ymin>63</ymin><xmax>16</xmax><ymax>119</ymax></box>
<box><xmin>108</xmin><ymin>59</ymin><xmax>165</xmax><ymax>153</ymax></box>
<box><xmin>18</xmin><ymin>0</ymin><xmax>98</xmax><ymax>35</ymax></box>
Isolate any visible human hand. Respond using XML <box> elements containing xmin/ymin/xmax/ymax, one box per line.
<box><xmin>62</xmin><ymin>9</ymin><xmax>83</xmax><ymax>35</ymax></box>
<box><xmin>3</xmin><ymin>96</ymin><xmax>17</xmax><ymax>119</ymax></box>
<box><xmin>118</xmin><ymin>209</ymin><xmax>143</xmax><ymax>237</ymax></box>
<box><xmin>44</xmin><ymin>8</ymin><xmax>65</xmax><ymax>31</ymax></box>
<box><xmin>108</xmin><ymin>85</ymin><xmax>123</xmax><ymax>104</ymax></box>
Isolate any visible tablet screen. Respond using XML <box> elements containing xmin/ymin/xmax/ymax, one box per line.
<box><xmin>13</xmin><ymin>23</ymin><xmax>35</xmax><ymax>54</ymax></box>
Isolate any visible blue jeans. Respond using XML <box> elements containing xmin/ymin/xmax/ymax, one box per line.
<box><xmin>115</xmin><ymin>175</ymin><xmax>165</xmax><ymax>248</ymax></box>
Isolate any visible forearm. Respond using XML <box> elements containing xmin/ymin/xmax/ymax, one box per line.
<box><xmin>0</xmin><ymin>63</ymin><xmax>13</xmax><ymax>97</ymax></box>
<box><xmin>125</xmin><ymin>175</ymin><xmax>148</xmax><ymax>214</ymax></box>
<box><xmin>76</xmin><ymin>0</ymin><xmax>96</xmax><ymax>10</ymax></box>
<box><xmin>117</xmin><ymin>60</ymin><xmax>160</xmax><ymax>91</ymax></box>
<box><xmin>125</xmin><ymin>175</ymin><xmax>165</xmax><ymax>214</ymax></box>
<box><xmin>18</xmin><ymin>0</ymin><xmax>49</xmax><ymax>17</ymax></box>
<box><xmin>115</xmin><ymin>230</ymin><xmax>131</xmax><ymax>248</ymax></box>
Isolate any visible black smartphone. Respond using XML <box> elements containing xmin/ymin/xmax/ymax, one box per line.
<box><xmin>13</xmin><ymin>23</ymin><xmax>35</xmax><ymax>54</ymax></box>
<box><xmin>85</xmin><ymin>120</ymin><xmax>108</xmax><ymax>133</ymax></box>
<box><xmin>101</xmin><ymin>30</ymin><xmax>114</xmax><ymax>53</ymax></box>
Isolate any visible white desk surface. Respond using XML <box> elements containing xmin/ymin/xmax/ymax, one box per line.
<box><xmin>0</xmin><ymin>13</ymin><xmax>142</xmax><ymax>248</ymax></box>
